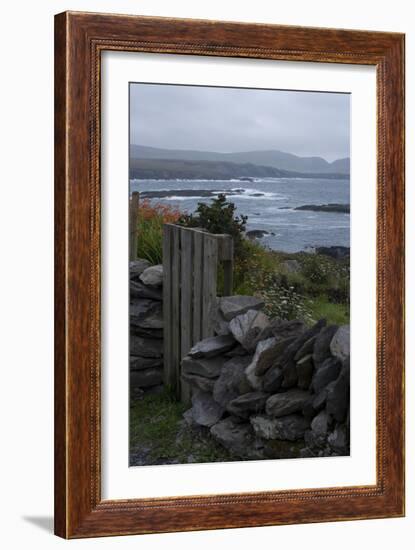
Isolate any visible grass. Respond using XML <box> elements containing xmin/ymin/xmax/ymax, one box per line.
<box><xmin>129</xmin><ymin>389</ymin><xmax>234</xmax><ymax>465</ymax></box>
<box><xmin>232</xmin><ymin>240</ymin><xmax>350</xmax><ymax>326</ymax></box>
<box><xmin>135</xmin><ymin>199</ymin><xmax>182</xmax><ymax>265</ymax></box>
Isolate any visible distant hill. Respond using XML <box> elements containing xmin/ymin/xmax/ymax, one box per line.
<box><xmin>130</xmin><ymin>158</ymin><xmax>349</xmax><ymax>181</ymax></box>
<box><xmin>130</xmin><ymin>145</ymin><xmax>350</xmax><ymax>175</ymax></box>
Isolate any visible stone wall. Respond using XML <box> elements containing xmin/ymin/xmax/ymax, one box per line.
<box><xmin>130</xmin><ymin>259</ymin><xmax>164</xmax><ymax>396</ymax></box>
<box><xmin>181</xmin><ymin>296</ymin><xmax>350</xmax><ymax>460</ymax></box>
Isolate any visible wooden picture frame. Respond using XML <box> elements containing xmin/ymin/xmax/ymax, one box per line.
<box><xmin>54</xmin><ymin>11</ymin><xmax>405</xmax><ymax>538</ymax></box>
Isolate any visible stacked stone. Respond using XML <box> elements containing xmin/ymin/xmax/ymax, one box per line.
<box><xmin>130</xmin><ymin>259</ymin><xmax>164</xmax><ymax>396</ymax></box>
<box><xmin>181</xmin><ymin>295</ymin><xmax>350</xmax><ymax>460</ymax></box>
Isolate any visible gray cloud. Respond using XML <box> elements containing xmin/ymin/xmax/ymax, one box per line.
<box><xmin>130</xmin><ymin>83</ymin><xmax>350</xmax><ymax>161</ymax></box>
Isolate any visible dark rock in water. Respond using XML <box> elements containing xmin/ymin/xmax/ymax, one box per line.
<box><xmin>188</xmin><ymin>334</ymin><xmax>235</xmax><ymax>358</ymax></box>
<box><xmin>182</xmin><ymin>372</ymin><xmax>216</xmax><ymax>393</ymax></box>
<box><xmin>263</xmin><ymin>414</ymin><xmax>309</xmax><ymax>441</ymax></box>
<box><xmin>191</xmin><ymin>389</ymin><xmax>225</xmax><ymax>427</ymax></box>
<box><xmin>182</xmin><ymin>355</ymin><xmax>226</xmax><ymax>379</ymax></box>
<box><xmin>311</xmin><ymin>356</ymin><xmax>342</xmax><ymax>393</ymax></box>
<box><xmin>130</xmin><ymin>259</ymin><xmax>151</xmax><ymax>280</ymax></box>
<box><xmin>210</xmin><ymin>417</ymin><xmax>264</xmax><ymax>459</ymax></box>
<box><xmin>226</xmin><ymin>391</ymin><xmax>269</xmax><ymax>419</ymax></box>
<box><xmin>130</xmin><ymin>280</ymin><xmax>162</xmax><ymax>301</ymax></box>
<box><xmin>330</xmin><ymin>326</ymin><xmax>350</xmax><ymax>361</ymax></box>
<box><xmin>263</xmin><ymin>439</ymin><xmax>305</xmax><ymax>459</ymax></box>
<box><xmin>229</xmin><ymin>310</ymin><xmax>270</xmax><ymax>352</ymax></box>
<box><xmin>296</xmin><ymin>354</ymin><xmax>314</xmax><ymax>390</ymax></box>
<box><xmin>130</xmin><ymin>367</ymin><xmax>163</xmax><ymax>389</ymax></box>
<box><xmin>313</xmin><ymin>324</ymin><xmax>338</xmax><ymax>368</ymax></box>
<box><xmin>254</xmin><ymin>336</ymin><xmax>297</xmax><ymax>376</ymax></box>
<box><xmin>130</xmin><ymin>335</ymin><xmax>163</xmax><ymax>358</ymax></box>
<box><xmin>238</xmin><ymin>177</ymin><xmax>254</xmax><ymax>182</ymax></box>
<box><xmin>315</xmin><ymin>245</ymin><xmax>350</xmax><ymax>259</ymax></box>
<box><xmin>219</xmin><ymin>295</ymin><xmax>265</xmax><ymax>321</ymax></box>
<box><xmin>326</xmin><ymin>359</ymin><xmax>350</xmax><ymax>422</ymax></box>
<box><xmin>295</xmin><ymin>203</ymin><xmax>350</xmax><ymax>214</ymax></box>
<box><xmin>139</xmin><ymin>264</ymin><xmax>163</xmax><ymax>287</ymax></box>
<box><xmin>213</xmin><ymin>356</ymin><xmax>252</xmax><ymax>407</ymax></box>
<box><xmin>262</xmin><ymin>365</ymin><xmax>284</xmax><ymax>393</ymax></box>
<box><xmin>265</xmin><ymin>389</ymin><xmax>310</xmax><ymax>417</ymax></box>
<box><xmin>246</xmin><ymin>229</ymin><xmax>269</xmax><ymax>240</ymax></box>
<box><xmin>130</xmin><ymin>355</ymin><xmax>163</xmax><ymax>371</ymax></box>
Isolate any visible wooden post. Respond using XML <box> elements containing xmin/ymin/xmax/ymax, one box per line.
<box><xmin>129</xmin><ymin>191</ymin><xmax>139</xmax><ymax>261</ymax></box>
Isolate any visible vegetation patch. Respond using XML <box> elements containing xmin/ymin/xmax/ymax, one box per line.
<box><xmin>129</xmin><ymin>389</ymin><xmax>235</xmax><ymax>465</ymax></box>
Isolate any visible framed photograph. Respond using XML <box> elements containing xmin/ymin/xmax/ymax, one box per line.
<box><xmin>54</xmin><ymin>11</ymin><xmax>405</xmax><ymax>538</ymax></box>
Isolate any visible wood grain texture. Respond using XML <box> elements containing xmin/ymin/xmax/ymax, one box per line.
<box><xmin>54</xmin><ymin>10</ymin><xmax>405</xmax><ymax>539</ymax></box>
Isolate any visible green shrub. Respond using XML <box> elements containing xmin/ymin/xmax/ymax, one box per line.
<box><xmin>178</xmin><ymin>194</ymin><xmax>247</xmax><ymax>254</ymax></box>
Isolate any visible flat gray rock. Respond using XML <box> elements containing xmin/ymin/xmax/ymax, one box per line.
<box><xmin>330</xmin><ymin>325</ymin><xmax>350</xmax><ymax>361</ymax></box>
<box><xmin>296</xmin><ymin>354</ymin><xmax>314</xmax><ymax>390</ymax></box>
<box><xmin>210</xmin><ymin>417</ymin><xmax>264</xmax><ymax>459</ymax></box>
<box><xmin>130</xmin><ymin>300</ymin><xmax>163</xmax><ymax>330</ymax></box>
<box><xmin>130</xmin><ymin>367</ymin><xmax>163</xmax><ymax>389</ymax></box>
<box><xmin>265</xmin><ymin>389</ymin><xmax>310</xmax><ymax>417</ymax></box>
<box><xmin>181</xmin><ymin>372</ymin><xmax>216</xmax><ymax>393</ymax></box>
<box><xmin>130</xmin><ymin>280</ymin><xmax>162</xmax><ymax>301</ymax></box>
<box><xmin>182</xmin><ymin>355</ymin><xmax>226</xmax><ymax>379</ymax></box>
<box><xmin>245</xmin><ymin>337</ymin><xmax>277</xmax><ymax>388</ymax></box>
<box><xmin>313</xmin><ymin>324</ymin><xmax>339</xmax><ymax>368</ymax></box>
<box><xmin>130</xmin><ymin>355</ymin><xmax>163</xmax><ymax>371</ymax></box>
<box><xmin>229</xmin><ymin>310</ymin><xmax>270</xmax><ymax>352</ymax></box>
<box><xmin>188</xmin><ymin>334</ymin><xmax>235</xmax><ymax>358</ymax></box>
<box><xmin>130</xmin><ymin>335</ymin><xmax>163</xmax><ymax>358</ymax></box>
<box><xmin>262</xmin><ymin>365</ymin><xmax>284</xmax><ymax>393</ymax></box>
<box><xmin>254</xmin><ymin>336</ymin><xmax>297</xmax><ymax>376</ymax></box>
<box><xmin>250</xmin><ymin>415</ymin><xmax>281</xmax><ymax>440</ymax></box>
<box><xmin>262</xmin><ymin>414</ymin><xmax>309</xmax><ymax>441</ymax></box>
<box><xmin>213</xmin><ymin>356</ymin><xmax>252</xmax><ymax>408</ymax></box>
<box><xmin>226</xmin><ymin>391</ymin><xmax>269</xmax><ymax>419</ymax></box>
<box><xmin>219</xmin><ymin>295</ymin><xmax>264</xmax><ymax>321</ymax></box>
<box><xmin>139</xmin><ymin>264</ymin><xmax>163</xmax><ymax>287</ymax></box>
<box><xmin>326</xmin><ymin>360</ymin><xmax>350</xmax><ymax>422</ymax></box>
<box><xmin>311</xmin><ymin>356</ymin><xmax>342</xmax><ymax>393</ymax></box>
<box><xmin>191</xmin><ymin>389</ymin><xmax>224</xmax><ymax>427</ymax></box>
<box><xmin>130</xmin><ymin>259</ymin><xmax>151</xmax><ymax>280</ymax></box>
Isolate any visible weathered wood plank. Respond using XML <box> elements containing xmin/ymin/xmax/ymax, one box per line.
<box><xmin>129</xmin><ymin>192</ymin><xmax>139</xmax><ymax>261</ymax></box>
<box><xmin>202</xmin><ymin>235</ymin><xmax>218</xmax><ymax>339</ymax></box>
<box><xmin>162</xmin><ymin>224</ymin><xmax>174</xmax><ymax>389</ymax></box>
<box><xmin>180</xmin><ymin>229</ymin><xmax>193</xmax><ymax>403</ymax></box>
<box><xmin>218</xmin><ymin>235</ymin><xmax>234</xmax><ymax>296</ymax></box>
<box><xmin>171</xmin><ymin>225</ymin><xmax>181</xmax><ymax>397</ymax></box>
<box><xmin>192</xmin><ymin>230</ymin><xmax>204</xmax><ymax>344</ymax></box>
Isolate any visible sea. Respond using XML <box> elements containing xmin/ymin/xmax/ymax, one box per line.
<box><xmin>130</xmin><ymin>177</ymin><xmax>350</xmax><ymax>253</ymax></box>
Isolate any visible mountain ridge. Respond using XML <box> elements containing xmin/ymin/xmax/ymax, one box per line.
<box><xmin>130</xmin><ymin>144</ymin><xmax>350</xmax><ymax>175</ymax></box>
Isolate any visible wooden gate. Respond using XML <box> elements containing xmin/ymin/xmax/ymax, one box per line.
<box><xmin>162</xmin><ymin>224</ymin><xmax>233</xmax><ymax>401</ymax></box>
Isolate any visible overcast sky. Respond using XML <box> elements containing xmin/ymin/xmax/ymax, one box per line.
<box><xmin>130</xmin><ymin>83</ymin><xmax>350</xmax><ymax>162</ymax></box>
